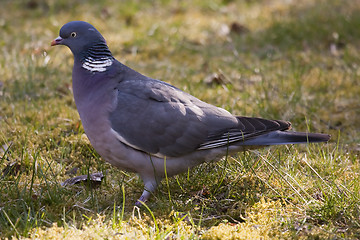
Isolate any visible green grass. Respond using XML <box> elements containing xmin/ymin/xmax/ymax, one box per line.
<box><xmin>1</xmin><ymin>0</ymin><xmax>359</xmax><ymax>239</ymax></box>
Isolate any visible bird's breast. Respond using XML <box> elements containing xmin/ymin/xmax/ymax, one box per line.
<box><xmin>72</xmin><ymin>70</ymin><xmax>118</xmax><ymax>142</ymax></box>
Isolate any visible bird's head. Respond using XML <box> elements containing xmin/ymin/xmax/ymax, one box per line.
<box><xmin>51</xmin><ymin>21</ymin><xmax>107</xmax><ymax>56</ymax></box>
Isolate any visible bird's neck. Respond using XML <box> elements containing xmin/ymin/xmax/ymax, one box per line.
<box><xmin>79</xmin><ymin>42</ymin><xmax>114</xmax><ymax>73</ymax></box>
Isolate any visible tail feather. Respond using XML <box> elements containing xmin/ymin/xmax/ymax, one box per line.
<box><xmin>199</xmin><ymin>115</ymin><xmax>330</xmax><ymax>150</ymax></box>
<box><xmin>238</xmin><ymin>130</ymin><xmax>330</xmax><ymax>146</ymax></box>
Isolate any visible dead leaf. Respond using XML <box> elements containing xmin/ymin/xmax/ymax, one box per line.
<box><xmin>191</xmin><ymin>185</ymin><xmax>210</xmax><ymax>198</ymax></box>
<box><xmin>230</xmin><ymin>22</ymin><xmax>249</xmax><ymax>35</ymax></box>
<box><xmin>204</xmin><ymin>72</ymin><xmax>231</xmax><ymax>86</ymax></box>
<box><xmin>62</xmin><ymin>172</ymin><xmax>104</xmax><ymax>188</ymax></box>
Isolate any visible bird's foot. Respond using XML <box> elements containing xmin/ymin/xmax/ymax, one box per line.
<box><xmin>135</xmin><ymin>195</ymin><xmax>148</xmax><ymax>207</ymax></box>
<box><xmin>135</xmin><ymin>188</ymin><xmax>152</xmax><ymax>206</ymax></box>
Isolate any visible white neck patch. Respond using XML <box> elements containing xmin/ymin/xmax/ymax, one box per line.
<box><xmin>82</xmin><ymin>56</ymin><xmax>114</xmax><ymax>72</ymax></box>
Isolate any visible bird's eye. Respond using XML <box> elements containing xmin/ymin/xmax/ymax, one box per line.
<box><xmin>71</xmin><ymin>32</ymin><xmax>77</xmax><ymax>38</ymax></box>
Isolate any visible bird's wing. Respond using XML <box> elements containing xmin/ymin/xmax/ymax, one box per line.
<box><xmin>109</xmin><ymin>78</ymin><xmax>292</xmax><ymax>157</ymax></box>
<box><xmin>109</xmin><ymin>78</ymin><xmax>239</xmax><ymax>157</ymax></box>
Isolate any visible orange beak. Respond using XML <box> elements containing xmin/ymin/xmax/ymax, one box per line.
<box><xmin>51</xmin><ymin>36</ymin><xmax>63</xmax><ymax>46</ymax></box>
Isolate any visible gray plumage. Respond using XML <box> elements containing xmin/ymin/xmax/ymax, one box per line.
<box><xmin>52</xmin><ymin>21</ymin><xmax>330</xmax><ymax>204</ymax></box>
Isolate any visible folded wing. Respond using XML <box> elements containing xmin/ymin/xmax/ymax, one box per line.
<box><xmin>109</xmin><ymin>78</ymin><xmax>329</xmax><ymax>157</ymax></box>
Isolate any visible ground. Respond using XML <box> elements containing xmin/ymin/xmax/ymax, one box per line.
<box><xmin>0</xmin><ymin>0</ymin><xmax>359</xmax><ymax>239</ymax></box>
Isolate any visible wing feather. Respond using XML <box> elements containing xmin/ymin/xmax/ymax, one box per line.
<box><xmin>109</xmin><ymin>78</ymin><xmax>293</xmax><ymax>156</ymax></box>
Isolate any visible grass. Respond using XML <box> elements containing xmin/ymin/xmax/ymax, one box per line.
<box><xmin>1</xmin><ymin>0</ymin><xmax>359</xmax><ymax>238</ymax></box>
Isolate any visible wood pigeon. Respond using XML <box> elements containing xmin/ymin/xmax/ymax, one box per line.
<box><xmin>51</xmin><ymin>21</ymin><xmax>330</xmax><ymax>205</ymax></box>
